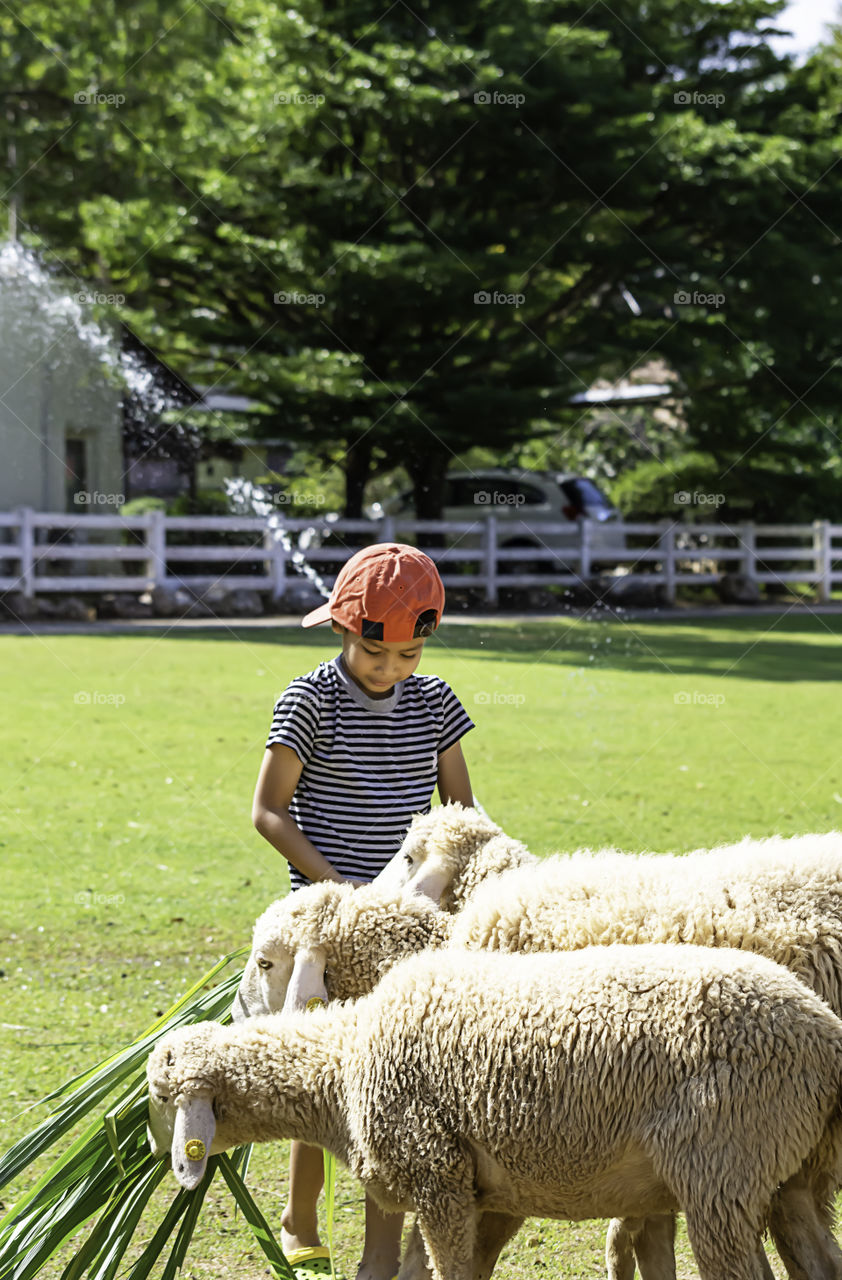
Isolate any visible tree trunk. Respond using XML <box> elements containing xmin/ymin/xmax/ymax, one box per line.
<box><xmin>405</xmin><ymin>446</ymin><xmax>449</xmax><ymax>519</ymax></box>
<box><xmin>405</xmin><ymin>445</ymin><xmax>450</xmax><ymax>550</ymax></box>
<box><xmin>343</xmin><ymin>436</ymin><xmax>373</xmax><ymax>518</ymax></box>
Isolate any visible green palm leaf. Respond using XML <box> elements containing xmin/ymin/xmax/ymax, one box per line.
<box><xmin>217</xmin><ymin>1156</ymin><xmax>296</xmax><ymax>1280</ymax></box>
<box><xmin>119</xmin><ymin>1177</ymin><xmax>198</xmax><ymax>1280</ymax></box>
<box><xmin>158</xmin><ymin>1161</ymin><xmax>216</xmax><ymax>1280</ymax></box>
<box><xmin>323</xmin><ymin>1151</ymin><xmax>337</xmax><ymax>1280</ymax></box>
<box><xmin>0</xmin><ymin>948</ymin><xmax>299</xmax><ymax>1280</ymax></box>
<box><xmin>0</xmin><ymin>952</ymin><xmax>245</xmax><ymax>1204</ymax></box>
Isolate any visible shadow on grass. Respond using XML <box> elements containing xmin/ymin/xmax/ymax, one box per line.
<box><xmin>11</xmin><ymin>611</ymin><xmax>838</xmax><ymax>682</ymax></box>
<box><xmin>61</xmin><ymin>610</ymin><xmax>842</xmax><ymax>683</ymax></box>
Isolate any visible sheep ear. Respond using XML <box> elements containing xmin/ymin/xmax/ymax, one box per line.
<box><xmin>231</xmin><ymin>958</ymin><xmax>260</xmax><ymax>1022</ymax></box>
<box><xmin>171</xmin><ymin>1094</ymin><xmax>216</xmax><ymax>1190</ymax></box>
<box><xmin>406</xmin><ymin>864</ymin><xmax>449</xmax><ymax>906</ymax></box>
<box><xmin>147</xmin><ymin>1091</ymin><xmax>173</xmax><ymax>1158</ymax></box>
<box><xmin>283</xmin><ymin>948</ymin><xmax>328</xmax><ymax>1015</ymax></box>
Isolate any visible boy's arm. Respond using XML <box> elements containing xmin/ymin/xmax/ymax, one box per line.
<box><xmin>436</xmin><ymin>740</ymin><xmax>473</xmax><ymax>806</ymax></box>
<box><xmin>252</xmin><ymin>744</ymin><xmax>346</xmax><ymax>884</ymax></box>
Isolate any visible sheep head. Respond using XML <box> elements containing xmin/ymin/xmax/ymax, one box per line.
<box><xmin>236</xmin><ymin>940</ymin><xmax>329</xmax><ymax>1020</ymax></box>
<box><xmin>231</xmin><ymin>884</ymin><xmax>349</xmax><ymax>1020</ymax></box>
<box><xmin>146</xmin><ymin>1023</ymin><xmax>229</xmax><ymax>1190</ymax></box>
<box><xmin>233</xmin><ymin>880</ymin><xmax>447</xmax><ymax>1020</ymax></box>
<box><xmin>374</xmin><ymin>802</ymin><xmax>503</xmax><ymax>908</ymax></box>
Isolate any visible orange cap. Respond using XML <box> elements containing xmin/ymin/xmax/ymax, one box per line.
<box><xmin>301</xmin><ymin>543</ymin><xmax>445</xmax><ymax>642</ymax></box>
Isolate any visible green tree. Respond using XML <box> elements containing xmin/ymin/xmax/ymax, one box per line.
<box><xmin>4</xmin><ymin>0</ymin><xmax>842</xmax><ymax>517</ymax></box>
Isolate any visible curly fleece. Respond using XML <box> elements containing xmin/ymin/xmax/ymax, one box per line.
<box><xmin>384</xmin><ymin>815</ymin><xmax>842</xmax><ymax>1280</ymax></box>
<box><xmin>150</xmin><ymin>945</ymin><xmax>842</xmax><ymax>1280</ymax></box>
<box><xmin>449</xmin><ymin>830</ymin><xmax>842</xmax><ymax>1012</ymax></box>
<box><xmin>393</xmin><ymin>802</ymin><xmax>537</xmax><ymax>911</ymax></box>
<box><xmin>249</xmin><ymin>881</ymin><xmax>452</xmax><ymax>1002</ymax></box>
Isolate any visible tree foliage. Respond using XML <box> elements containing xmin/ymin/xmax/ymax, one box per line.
<box><xmin>3</xmin><ymin>0</ymin><xmax>841</xmax><ymax>516</ymax></box>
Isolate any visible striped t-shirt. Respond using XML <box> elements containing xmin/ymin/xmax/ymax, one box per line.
<box><xmin>266</xmin><ymin>655</ymin><xmax>474</xmax><ymax>889</ymax></box>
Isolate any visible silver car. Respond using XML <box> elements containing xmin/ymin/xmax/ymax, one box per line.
<box><xmin>370</xmin><ymin>468</ymin><xmax>623</xmax><ymax>570</ymax></box>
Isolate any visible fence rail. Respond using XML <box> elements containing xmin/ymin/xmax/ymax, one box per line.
<box><xmin>0</xmin><ymin>508</ymin><xmax>840</xmax><ymax>605</ymax></box>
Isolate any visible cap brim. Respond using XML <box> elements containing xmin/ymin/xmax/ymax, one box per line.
<box><xmin>301</xmin><ymin>602</ymin><xmax>333</xmax><ymax>628</ymax></box>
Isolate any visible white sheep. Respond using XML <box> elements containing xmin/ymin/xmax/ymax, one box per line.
<box><xmin>449</xmin><ymin>830</ymin><xmax>842</xmax><ymax>1002</ymax></box>
<box><xmin>242</xmin><ymin>811</ymin><xmax>842</xmax><ymax>1279</ymax></box>
<box><xmin>373</xmin><ymin>802</ymin><xmax>535</xmax><ymax>910</ymax></box>
<box><xmin>448</xmin><ymin>828</ymin><xmax>842</xmax><ymax>1280</ymax></box>
<box><xmin>233</xmin><ymin>881</ymin><xmax>445</xmax><ymax>1018</ymax></box>
<box><xmin>152</xmin><ymin>945</ymin><xmax>842</xmax><ymax>1280</ymax></box>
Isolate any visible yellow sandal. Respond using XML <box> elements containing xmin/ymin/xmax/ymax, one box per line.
<box><xmin>285</xmin><ymin>1245</ymin><xmax>333</xmax><ymax>1278</ymax></box>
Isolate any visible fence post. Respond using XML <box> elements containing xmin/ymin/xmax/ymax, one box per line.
<box><xmin>381</xmin><ymin>515</ymin><xmax>396</xmax><ymax>544</ymax></box>
<box><xmin>17</xmin><ymin>506</ymin><xmax>34</xmax><ymax>598</ymax></box>
<box><xmin>740</xmin><ymin>521</ymin><xmax>756</xmax><ymax>581</ymax></box>
<box><xmin>813</xmin><ymin>519</ymin><xmax>831</xmax><ymax>603</ymax></box>
<box><xmin>145</xmin><ymin>509</ymin><xmax>167</xmax><ymax>588</ymax></box>
<box><xmin>579</xmin><ymin>518</ymin><xmax>591</xmax><ymax>580</ymax></box>
<box><xmin>659</xmin><ymin>523</ymin><xmax>676</xmax><ymax>603</ymax></box>
<box><xmin>483</xmin><ymin>516</ymin><xmax>498</xmax><ymax>606</ymax></box>
<box><xmin>265</xmin><ymin>521</ymin><xmax>287</xmax><ymax>599</ymax></box>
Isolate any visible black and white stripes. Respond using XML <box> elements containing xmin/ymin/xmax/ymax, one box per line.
<box><xmin>266</xmin><ymin>655</ymin><xmax>473</xmax><ymax>888</ymax></box>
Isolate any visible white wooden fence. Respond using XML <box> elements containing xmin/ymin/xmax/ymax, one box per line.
<box><xmin>0</xmin><ymin>508</ymin><xmax>840</xmax><ymax>605</ymax></box>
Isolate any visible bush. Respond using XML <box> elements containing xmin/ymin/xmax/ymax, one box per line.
<box><xmin>119</xmin><ymin>491</ymin><xmax>264</xmax><ymax>581</ymax></box>
<box><xmin>119</xmin><ymin>496</ymin><xmax>168</xmax><ymax>518</ymax></box>
<box><xmin>611</xmin><ymin>453</ymin><xmax>725</xmax><ymax>522</ymax></box>
<box><xmin>120</xmin><ymin>492</ymin><xmax>231</xmax><ymax>518</ymax></box>
<box><xmin>167</xmin><ymin>490</ymin><xmax>230</xmax><ymax>517</ymax></box>
<box><xmin>612</xmin><ymin>452</ymin><xmax>841</xmax><ymax>525</ymax></box>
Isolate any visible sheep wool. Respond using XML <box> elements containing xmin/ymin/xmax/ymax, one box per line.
<box><xmin>450</xmin><ymin>832</ymin><xmax>842</xmax><ymax>1010</ymax></box>
<box><xmin>233</xmin><ymin>881</ymin><xmax>451</xmax><ymax>1019</ymax></box>
<box><xmin>235</xmin><ymin>814</ymin><xmax>842</xmax><ymax>1279</ymax></box>
<box><xmin>373</xmin><ymin>801</ymin><xmax>536</xmax><ymax>911</ymax></box>
<box><xmin>434</xmin><ymin>818</ymin><xmax>842</xmax><ymax>1280</ymax></box>
<box><xmin>150</xmin><ymin>945</ymin><xmax>842</xmax><ymax>1280</ymax></box>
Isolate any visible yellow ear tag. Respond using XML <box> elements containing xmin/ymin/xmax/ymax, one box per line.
<box><xmin>306</xmin><ymin>996</ymin><xmax>327</xmax><ymax>1013</ymax></box>
<box><xmin>184</xmin><ymin>1139</ymin><xmax>206</xmax><ymax>1162</ymax></box>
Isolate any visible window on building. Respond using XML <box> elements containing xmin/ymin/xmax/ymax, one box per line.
<box><xmin>65</xmin><ymin>438</ymin><xmax>88</xmax><ymax>511</ymax></box>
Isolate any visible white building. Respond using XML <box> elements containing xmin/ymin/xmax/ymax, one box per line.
<box><xmin>0</xmin><ymin>244</ymin><xmax>125</xmax><ymax>513</ymax></box>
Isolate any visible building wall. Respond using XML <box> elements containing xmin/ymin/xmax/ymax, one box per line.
<box><xmin>0</xmin><ymin>296</ymin><xmax>124</xmax><ymax>513</ymax></box>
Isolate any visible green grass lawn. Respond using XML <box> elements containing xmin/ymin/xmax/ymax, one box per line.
<box><xmin>2</xmin><ymin>612</ymin><xmax>841</xmax><ymax>1278</ymax></box>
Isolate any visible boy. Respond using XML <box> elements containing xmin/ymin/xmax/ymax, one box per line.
<box><xmin>252</xmin><ymin>543</ymin><xmax>474</xmax><ymax>1280</ymax></box>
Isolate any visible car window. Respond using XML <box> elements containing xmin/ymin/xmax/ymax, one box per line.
<box><xmin>509</xmin><ymin>481</ymin><xmax>546</xmax><ymax>505</ymax></box>
<box><xmin>445</xmin><ymin>476</ymin><xmax>548</xmax><ymax>506</ymax></box>
<box><xmin>559</xmin><ymin>478</ymin><xmax>612</xmax><ymax>511</ymax></box>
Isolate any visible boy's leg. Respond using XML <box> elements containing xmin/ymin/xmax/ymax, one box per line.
<box><xmin>357</xmin><ymin>1195</ymin><xmax>404</xmax><ymax>1280</ymax></box>
<box><xmin>281</xmin><ymin>1141</ymin><xmax>325</xmax><ymax>1254</ymax></box>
